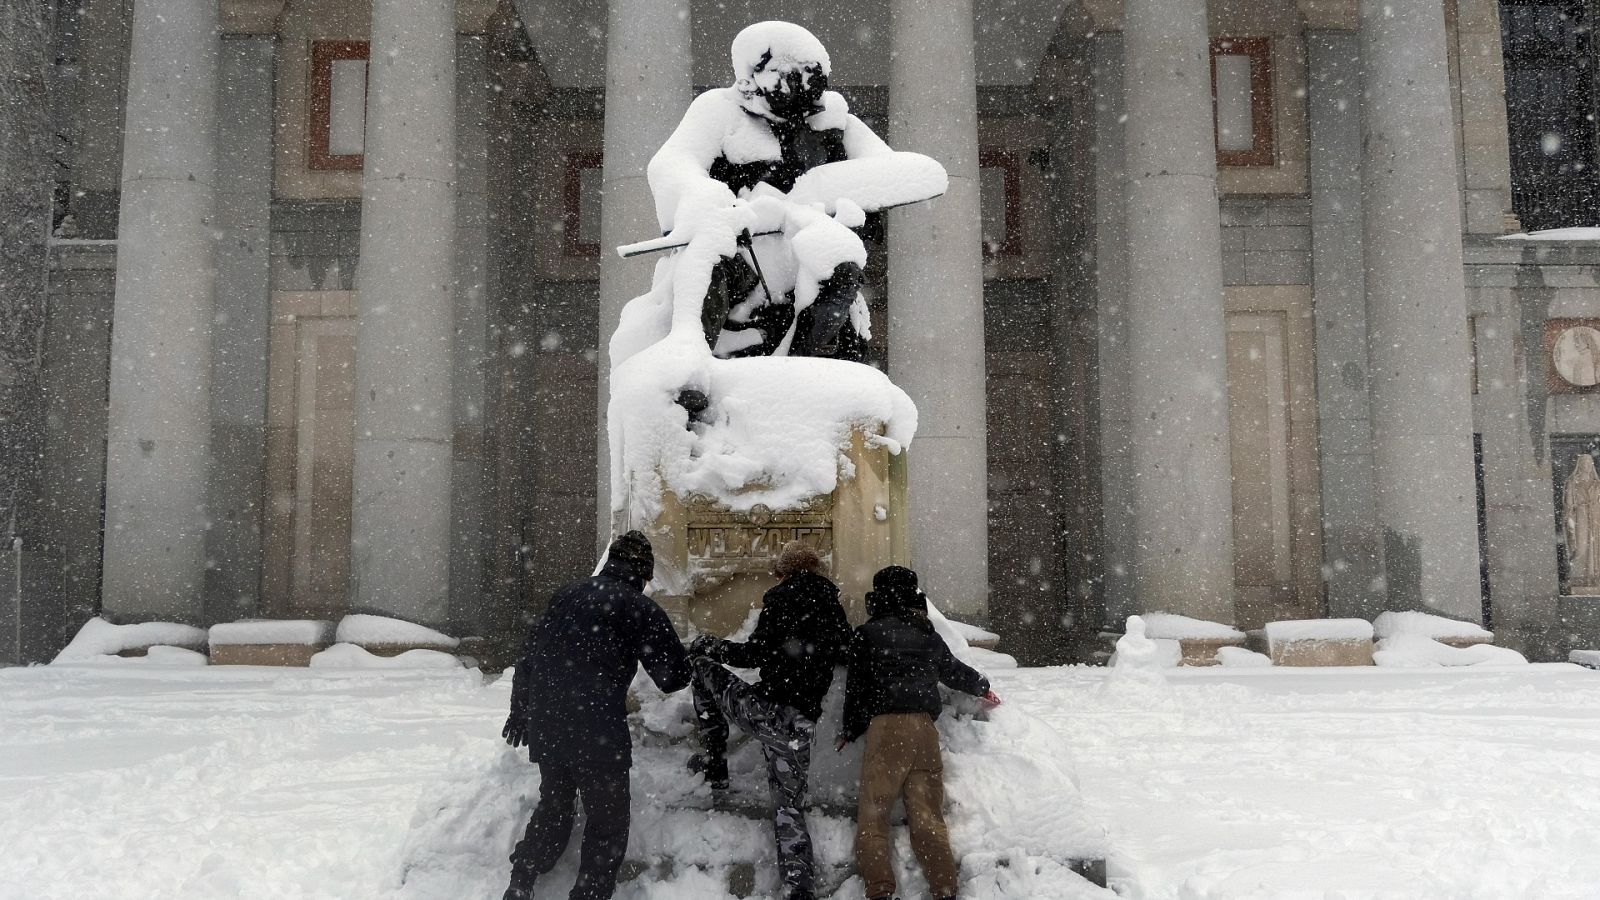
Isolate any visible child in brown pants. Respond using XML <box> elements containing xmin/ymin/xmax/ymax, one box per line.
<box><xmin>837</xmin><ymin>566</ymin><xmax>1001</xmax><ymax>900</ymax></box>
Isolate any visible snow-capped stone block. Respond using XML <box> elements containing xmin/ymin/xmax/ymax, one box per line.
<box><xmin>1572</xmin><ymin>649</ymin><xmax>1600</xmax><ymax>669</ymax></box>
<box><xmin>1372</xmin><ymin>610</ymin><xmax>1494</xmax><ymax>648</ymax></box>
<box><xmin>52</xmin><ymin>617</ymin><xmax>207</xmax><ymax>663</ymax></box>
<box><xmin>208</xmin><ymin>619</ymin><xmax>334</xmax><ymax>667</ymax></box>
<box><xmin>333</xmin><ymin>614</ymin><xmax>461</xmax><ymax>657</ymax></box>
<box><xmin>1373</xmin><ymin>634</ymin><xmax>1527</xmax><ymax>667</ymax></box>
<box><xmin>1142</xmin><ymin>612</ymin><xmax>1247</xmax><ymax>666</ymax></box>
<box><xmin>1265</xmin><ymin>618</ymin><xmax>1376</xmax><ymax>667</ymax></box>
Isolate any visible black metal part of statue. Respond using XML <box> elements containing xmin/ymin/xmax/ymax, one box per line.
<box><xmin>647</xmin><ymin>21</ymin><xmax>895</xmax><ymax>362</ymax></box>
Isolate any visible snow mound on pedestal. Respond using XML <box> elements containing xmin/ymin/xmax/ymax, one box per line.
<box><xmin>1372</xmin><ymin>610</ymin><xmax>1492</xmax><ymax>642</ymax></box>
<box><xmin>52</xmin><ymin>617</ymin><xmax>208</xmax><ymax>663</ymax></box>
<box><xmin>209</xmin><ymin>619</ymin><xmax>334</xmax><ymax>646</ymax></box>
<box><xmin>334</xmin><ymin>614</ymin><xmax>460</xmax><ymax>649</ymax></box>
<box><xmin>611</xmin><ymin>334</ymin><xmax>916</xmax><ymax>524</ymax></box>
<box><xmin>1373</xmin><ymin>634</ymin><xmax>1528</xmax><ymax>667</ymax></box>
<box><xmin>1141</xmin><ymin>612</ymin><xmax>1245</xmax><ymax>641</ymax></box>
<box><xmin>1264</xmin><ymin>617</ymin><xmax>1374</xmax><ymax>647</ymax></box>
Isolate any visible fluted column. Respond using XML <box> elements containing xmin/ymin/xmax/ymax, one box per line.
<box><xmin>887</xmin><ymin>0</ymin><xmax>989</xmax><ymax>620</ymax></box>
<box><xmin>350</xmin><ymin>0</ymin><xmax>457</xmax><ymax>623</ymax></box>
<box><xmin>594</xmin><ymin>0</ymin><xmax>693</xmax><ymax>545</ymax></box>
<box><xmin>1122</xmin><ymin>0</ymin><xmax>1237</xmax><ymax>621</ymax></box>
<box><xmin>102</xmin><ymin>0</ymin><xmax>221</xmax><ymax>621</ymax></box>
<box><xmin>1360</xmin><ymin>0</ymin><xmax>1483</xmax><ymax>618</ymax></box>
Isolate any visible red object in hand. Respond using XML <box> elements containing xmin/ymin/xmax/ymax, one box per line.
<box><xmin>979</xmin><ymin>689</ymin><xmax>1003</xmax><ymax>711</ymax></box>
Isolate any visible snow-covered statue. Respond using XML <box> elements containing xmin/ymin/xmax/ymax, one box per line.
<box><xmin>618</xmin><ymin>20</ymin><xmax>945</xmax><ymax>362</ymax></box>
<box><xmin>608</xmin><ymin>22</ymin><xmax>943</xmax><ymax>628</ymax></box>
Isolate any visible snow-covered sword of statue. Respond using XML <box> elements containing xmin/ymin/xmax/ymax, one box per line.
<box><xmin>615</xmin><ymin>150</ymin><xmax>948</xmax><ymax>259</ymax></box>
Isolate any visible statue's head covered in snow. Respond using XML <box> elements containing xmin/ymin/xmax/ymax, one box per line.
<box><xmin>731</xmin><ymin>21</ymin><xmax>832</xmax><ymax>123</ymax></box>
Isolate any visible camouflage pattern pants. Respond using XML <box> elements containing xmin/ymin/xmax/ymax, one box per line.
<box><xmin>692</xmin><ymin>656</ymin><xmax>817</xmax><ymax>895</ymax></box>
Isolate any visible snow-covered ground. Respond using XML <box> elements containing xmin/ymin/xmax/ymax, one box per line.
<box><xmin>4</xmin><ymin>662</ymin><xmax>1599</xmax><ymax>899</ymax></box>
<box><xmin>1011</xmin><ymin>664</ymin><xmax>1600</xmax><ymax>899</ymax></box>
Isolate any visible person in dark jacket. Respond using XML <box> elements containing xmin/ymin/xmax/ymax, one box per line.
<box><xmin>500</xmin><ymin>530</ymin><xmax>691</xmax><ymax>900</ymax></box>
<box><xmin>688</xmin><ymin>539</ymin><xmax>852</xmax><ymax>900</ymax></box>
<box><xmin>837</xmin><ymin>566</ymin><xmax>1000</xmax><ymax>900</ymax></box>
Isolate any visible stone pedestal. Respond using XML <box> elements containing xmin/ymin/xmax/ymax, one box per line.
<box><xmin>1270</xmin><ymin>638</ymin><xmax>1376</xmax><ymax>667</ymax></box>
<box><xmin>649</xmin><ymin>430</ymin><xmax>909</xmax><ymax>635</ymax></box>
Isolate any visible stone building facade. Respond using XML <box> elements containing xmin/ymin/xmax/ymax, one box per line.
<box><xmin>4</xmin><ymin>0</ymin><xmax>1599</xmax><ymax>664</ymax></box>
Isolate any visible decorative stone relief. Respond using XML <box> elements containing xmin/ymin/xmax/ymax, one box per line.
<box><xmin>1544</xmin><ymin>319</ymin><xmax>1600</xmax><ymax>393</ymax></box>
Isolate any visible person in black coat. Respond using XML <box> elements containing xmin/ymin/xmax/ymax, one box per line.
<box><xmin>837</xmin><ymin>566</ymin><xmax>999</xmax><ymax>900</ymax></box>
<box><xmin>500</xmin><ymin>530</ymin><xmax>691</xmax><ymax>900</ymax></box>
<box><xmin>688</xmin><ymin>539</ymin><xmax>852</xmax><ymax>900</ymax></box>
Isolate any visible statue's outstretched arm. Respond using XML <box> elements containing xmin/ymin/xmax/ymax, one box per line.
<box><xmin>841</xmin><ymin>114</ymin><xmax>894</xmax><ymax>160</ymax></box>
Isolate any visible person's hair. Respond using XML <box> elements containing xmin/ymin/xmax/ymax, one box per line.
<box><xmin>772</xmin><ymin>540</ymin><xmax>822</xmax><ymax>580</ymax></box>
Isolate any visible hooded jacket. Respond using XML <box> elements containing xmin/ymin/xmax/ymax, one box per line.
<box><xmin>839</xmin><ymin>571</ymin><xmax>989</xmax><ymax>743</ymax></box>
<box><xmin>719</xmin><ymin>569</ymin><xmax>852</xmax><ymax>721</ymax></box>
<box><xmin>509</xmin><ymin>539</ymin><xmax>691</xmax><ymax>770</ymax></box>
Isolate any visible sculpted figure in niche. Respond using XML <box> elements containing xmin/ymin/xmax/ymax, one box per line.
<box><xmin>1565</xmin><ymin>453</ymin><xmax>1600</xmax><ymax>592</ymax></box>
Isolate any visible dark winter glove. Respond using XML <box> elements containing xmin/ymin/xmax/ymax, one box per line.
<box><xmin>502</xmin><ymin>715</ymin><xmax>528</xmax><ymax>749</ymax></box>
<box><xmin>688</xmin><ymin>634</ymin><xmax>727</xmax><ymax>663</ymax></box>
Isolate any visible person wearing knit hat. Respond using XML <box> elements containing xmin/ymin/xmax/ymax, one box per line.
<box><xmin>500</xmin><ymin>530</ymin><xmax>691</xmax><ymax>900</ymax></box>
<box><xmin>839</xmin><ymin>565</ymin><xmax>1002</xmax><ymax>900</ymax></box>
<box><xmin>687</xmin><ymin>539</ymin><xmax>851</xmax><ymax>900</ymax></box>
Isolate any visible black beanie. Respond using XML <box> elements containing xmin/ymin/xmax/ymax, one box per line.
<box><xmin>867</xmin><ymin>565</ymin><xmax>922</xmax><ymax>616</ymax></box>
<box><xmin>873</xmin><ymin>565</ymin><xmax>918</xmax><ymax>595</ymax></box>
<box><xmin>607</xmin><ymin>530</ymin><xmax>655</xmax><ymax>582</ymax></box>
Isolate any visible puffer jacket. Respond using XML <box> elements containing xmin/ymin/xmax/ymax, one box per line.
<box><xmin>839</xmin><ymin>591</ymin><xmax>989</xmax><ymax>743</ymax></box>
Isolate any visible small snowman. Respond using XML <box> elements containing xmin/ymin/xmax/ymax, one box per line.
<box><xmin>1106</xmin><ymin>615</ymin><xmax>1171</xmax><ymax>687</ymax></box>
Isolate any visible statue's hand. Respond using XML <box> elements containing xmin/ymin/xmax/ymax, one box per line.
<box><xmin>746</xmin><ymin>195</ymin><xmax>787</xmax><ymax>235</ymax></box>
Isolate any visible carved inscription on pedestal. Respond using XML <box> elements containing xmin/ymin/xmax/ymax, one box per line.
<box><xmin>685</xmin><ymin>497</ymin><xmax>834</xmax><ymax>575</ymax></box>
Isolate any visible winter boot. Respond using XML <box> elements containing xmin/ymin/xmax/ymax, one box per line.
<box><xmin>501</xmin><ymin>865</ymin><xmax>536</xmax><ymax>900</ymax></box>
<box><xmin>687</xmin><ymin>752</ymin><xmax>730</xmax><ymax>792</ymax></box>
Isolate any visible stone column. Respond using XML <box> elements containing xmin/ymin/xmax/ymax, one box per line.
<box><xmin>595</xmin><ymin>0</ymin><xmax>692</xmax><ymax>545</ymax></box>
<box><xmin>1121</xmin><ymin>0</ymin><xmax>1237</xmax><ymax>621</ymax></box>
<box><xmin>1306</xmin><ymin>29</ymin><xmax>1384</xmax><ymax>619</ymax></box>
<box><xmin>1090</xmin><ymin>33</ymin><xmax>1138</xmax><ymax>627</ymax></box>
<box><xmin>1360</xmin><ymin>0</ymin><xmax>1484</xmax><ymax>619</ymax></box>
<box><xmin>350</xmin><ymin>0</ymin><xmax>457</xmax><ymax>624</ymax></box>
<box><xmin>450</xmin><ymin>34</ymin><xmax>491</xmax><ymax>632</ymax></box>
<box><xmin>102</xmin><ymin>0</ymin><xmax>221</xmax><ymax>621</ymax></box>
<box><xmin>887</xmin><ymin>0</ymin><xmax>989</xmax><ymax>620</ymax></box>
<box><xmin>206</xmin><ymin>35</ymin><xmax>277</xmax><ymax>623</ymax></box>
